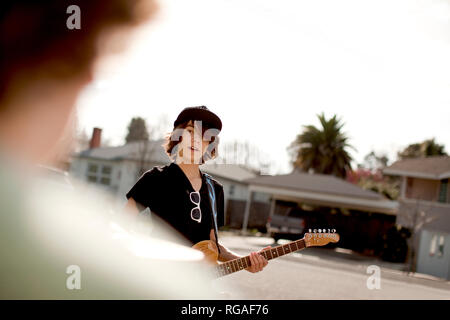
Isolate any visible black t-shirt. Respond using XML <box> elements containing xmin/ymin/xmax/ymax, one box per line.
<box><xmin>126</xmin><ymin>162</ymin><xmax>225</xmax><ymax>246</ymax></box>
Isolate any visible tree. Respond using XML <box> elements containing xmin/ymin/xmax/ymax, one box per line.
<box><xmin>74</xmin><ymin>127</ymin><xmax>90</xmax><ymax>153</ymax></box>
<box><xmin>135</xmin><ymin>140</ymin><xmax>158</xmax><ymax>177</ymax></box>
<box><xmin>347</xmin><ymin>150</ymin><xmax>399</xmax><ymax>200</ymax></box>
<box><xmin>218</xmin><ymin>140</ymin><xmax>272</xmax><ymax>175</ymax></box>
<box><xmin>288</xmin><ymin>113</ymin><xmax>355</xmax><ymax>179</ymax></box>
<box><xmin>397</xmin><ymin>138</ymin><xmax>447</xmax><ymax>160</ymax></box>
<box><xmin>362</xmin><ymin>150</ymin><xmax>389</xmax><ymax>171</ymax></box>
<box><xmin>125</xmin><ymin>117</ymin><xmax>150</xmax><ymax>144</ymax></box>
<box><xmin>125</xmin><ymin>115</ymin><xmax>170</xmax><ymax>178</ymax></box>
<box><xmin>380</xmin><ymin>225</ymin><xmax>410</xmax><ymax>263</ymax></box>
<box><xmin>347</xmin><ymin>168</ymin><xmax>400</xmax><ymax>200</ymax></box>
<box><xmin>397</xmin><ymin>200</ymin><xmax>438</xmax><ymax>273</ymax></box>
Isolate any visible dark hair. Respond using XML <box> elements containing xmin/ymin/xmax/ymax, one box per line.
<box><xmin>0</xmin><ymin>0</ymin><xmax>157</xmax><ymax>110</ymax></box>
<box><xmin>163</xmin><ymin>120</ymin><xmax>220</xmax><ymax>164</ymax></box>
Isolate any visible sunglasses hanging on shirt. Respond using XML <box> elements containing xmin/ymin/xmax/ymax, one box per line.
<box><xmin>189</xmin><ymin>191</ymin><xmax>201</xmax><ymax>223</ymax></box>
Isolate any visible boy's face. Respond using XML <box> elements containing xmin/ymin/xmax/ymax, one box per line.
<box><xmin>179</xmin><ymin>120</ymin><xmax>211</xmax><ymax>164</ymax></box>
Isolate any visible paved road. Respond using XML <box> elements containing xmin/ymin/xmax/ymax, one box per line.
<box><xmin>212</xmin><ymin>233</ymin><xmax>450</xmax><ymax>299</ymax></box>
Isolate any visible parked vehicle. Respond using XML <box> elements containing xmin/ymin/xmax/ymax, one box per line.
<box><xmin>267</xmin><ymin>207</ymin><xmax>305</xmax><ymax>243</ymax></box>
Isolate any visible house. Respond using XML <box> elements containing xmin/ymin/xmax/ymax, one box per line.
<box><xmin>198</xmin><ymin>162</ymin><xmax>257</xmax><ymax>221</ymax></box>
<box><xmin>69</xmin><ymin>128</ymin><xmax>169</xmax><ymax>207</ymax></box>
<box><xmin>383</xmin><ymin>155</ymin><xmax>450</xmax><ymax>280</ymax></box>
<box><xmin>240</xmin><ymin>171</ymin><xmax>399</xmax><ymax>255</ymax></box>
<box><xmin>69</xmin><ymin>128</ymin><xmax>258</xmax><ymax>213</ymax></box>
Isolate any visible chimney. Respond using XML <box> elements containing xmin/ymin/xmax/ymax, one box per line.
<box><xmin>89</xmin><ymin>127</ymin><xmax>102</xmax><ymax>149</ymax></box>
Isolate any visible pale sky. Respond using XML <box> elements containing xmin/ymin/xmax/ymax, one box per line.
<box><xmin>76</xmin><ymin>0</ymin><xmax>450</xmax><ymax>174</ymax></box>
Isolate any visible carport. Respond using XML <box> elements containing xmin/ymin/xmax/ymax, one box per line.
<box><xmin>240</xmin><ymin>171</ymin><xmax>398</xmax><ymax>254</ymax></box>
<box><xmin>242</xmin><ymin>171</ymin><xmax>398</xmax><ymax>232</ymax></box>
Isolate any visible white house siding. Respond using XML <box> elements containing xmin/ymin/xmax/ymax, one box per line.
<box><xmin>219</xmin><ymin>178</ymin><xmax>248</xmax><ymax>202</ymax></box>
<box><xmin>117</xmin><ymin>160</ymin><xmax>138</xmax><ymax>204</ymax></box>
<box><xmin>68</xmin><ymin>157</ymin><xmax>87</xmax><ymax>180</ymax></box>
<box><xmin>252</xmin><ymin>192</ymin><xmax>271</xmax><ymax>203</ymax></box>
<box><xmin>417</xmin><ymin>229</ymin><xmax>450</xmax><ymax>280</ymax></box>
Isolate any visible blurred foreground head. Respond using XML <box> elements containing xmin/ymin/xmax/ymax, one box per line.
<box><xmin>0</xmin><ymin>0</ymin><xmax>224</xmax><ymax>299</ymax></box>
<box><xmin>0</xmin><ymin>0</ymin><xmax>156</xmax><ymax>165</ymax></box>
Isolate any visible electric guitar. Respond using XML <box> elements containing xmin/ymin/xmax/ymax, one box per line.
<box><xmin>192</xmin><ymin>230</ymin><xmax>340</xmax><ymax>278</ymax></box>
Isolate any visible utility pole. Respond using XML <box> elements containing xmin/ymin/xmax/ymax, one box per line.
<box><xmin>407</xmin><ymin>200</ymin><xmax>419</xmax><ymax>274</ymax></box>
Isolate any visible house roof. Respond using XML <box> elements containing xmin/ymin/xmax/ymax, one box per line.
<box><xmin>75</xmin><ymin>140</ymin><xmax>169</xmax><ymax>163</ymax></box>
<box><xmin>244</xmin><ymin>172</ymin><xmax>398</xmax><ymax>214</ymax></box>
<box><xmin>383</xmin><ymin>156</ymin><xmax>450</xmax><ymax>180</ymax></box>
<box><xmin>244</xmin><ymin>171</ymin><xmax>383</xmax><ymax>200</ymax></box>
<box><xmin>200</xmin><ymin>163</ymin><xmax>257</xmax><ymax>183</ymax></box>
<box><xmin>75</xmin><ymin>141</ymin><xmax>259</xmax><ymax>183</ymax></box>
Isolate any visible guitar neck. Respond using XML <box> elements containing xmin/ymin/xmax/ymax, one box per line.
<box><xmin>216</xmin><ymin>238</ymin><xmax>306</xmax><ymax>277</ymax></box>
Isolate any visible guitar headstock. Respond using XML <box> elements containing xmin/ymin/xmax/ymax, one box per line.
<box><xmin>304</xmin><ymin>229</ymin><xmax>340</xmax><ymax>247</ymax></box>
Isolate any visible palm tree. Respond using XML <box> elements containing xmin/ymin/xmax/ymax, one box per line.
<box><xmin>288</xmin><ymin>113</ymin><xmax>355</xmax><ymax>179</ymax></box>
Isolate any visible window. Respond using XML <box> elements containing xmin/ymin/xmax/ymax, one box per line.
<box><xmin>229</xmin><ymin>185</ymin><xmax>235</xmax><ymax>196</ymax></box>
<box><xmin>438</xmin><ymin>235</ymin><xmax>445</xmax><ymax>257</ymax></box>
<box><xmin>87</xmin><ymin>164</ymin><xmax>99</xmax><ymax>182</ymax></box>
<box><xmin>86</xmin><ymin>163</ymin><xmax>112</xmax><ymax>186</ymax></box>
<box><xmin>438</xmin><ymin>179</ymin><xmax>448</xmax><ymax>203</ymax></box>
<box><xmin>88</xmin><ymin>163</ymin><xmax>98</xmax><ymax>173</ymax></box>
<box><xmin>430</xmin><ymin>234</ymin><xmax>437</xmax><ymax>256</ymax></box>
<box><xmin>102</xmin><ymin>166</ymin><xmax>112</xmax><ymax>174</ymax></box>
<box><xmin>430</xmin><ymin>233</ymin><xmax>445</xmax><ymax>258</ymax></box>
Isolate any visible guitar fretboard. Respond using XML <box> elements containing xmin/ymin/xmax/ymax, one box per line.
<box><xmin>216</xmin><ymin>238</ymin><xmax>306</xmax><ymax>277</ymax></box>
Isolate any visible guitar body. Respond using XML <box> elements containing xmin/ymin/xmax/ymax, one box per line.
<box><xmin>192</xmin><ymin>240</ymin><xmax>219</xmax><ymax>265</ymax></box>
